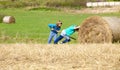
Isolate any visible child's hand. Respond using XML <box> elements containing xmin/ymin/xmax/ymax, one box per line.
<box><xmin>51</xmin><ymin>28</ymin><xmax>54</xmax><ymax>30</ymax></box>
<box><xmin>56</xmin><ymin>30</ymin><xmax>60</xmax><ymax>33</ymax></box>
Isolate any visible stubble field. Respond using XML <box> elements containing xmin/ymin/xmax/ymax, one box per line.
<box><xmin>0</xmin><ymin>44</ymin><xmax>120</xmax><ymax>70</ymax></box>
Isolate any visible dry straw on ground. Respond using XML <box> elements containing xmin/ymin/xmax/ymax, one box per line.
<box><xmin>0</xmin><ymin>44</ymin><xmax>120</xmax><ymax>70</ymax></box>
<box><xmin>3</xmin><ymin>16</ymin><xmax>15</xmax><ymax>24</ymax></box>
<box><xmin>78</xmin><ymin>16</ymin><xmax>120</xmax><ymax>43</ymax></box>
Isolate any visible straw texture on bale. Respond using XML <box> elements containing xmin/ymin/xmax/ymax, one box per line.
<box><xmin>3</xmin><ymin>16</ymin><xmax>15</xmax><ymax>23</ymax></box>
<box><xmin>78</xmin><ymin>16</ymin><xmax>120</xmax><ymax>43</ymax></box>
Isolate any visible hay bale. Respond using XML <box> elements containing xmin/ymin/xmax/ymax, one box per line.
<box><xmin>3</xmin><ymin>16</ymin><xmax>15</xmax><ymax>24</ymax></box>
<box><xmin>78</xmin><ymin>16</ymin><xmax>120</xmax><ymax>43</ymax></box>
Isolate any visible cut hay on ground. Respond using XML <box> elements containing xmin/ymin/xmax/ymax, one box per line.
<box><xmin>0</xmin><ymin>44</ymin><xmax>120</xmax><ymax>70</ymax></box>
<box><xmin>3</xmin><ymin>16</ymin><xmax>15</xmax><ymax>24</ymax></box>
<box><xmin>78</xmin><ymin>16</ymin><xmax>120</xmax><ymax>43</ymax></box>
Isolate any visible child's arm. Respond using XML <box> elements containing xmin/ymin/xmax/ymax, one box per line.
<box><xmin>48</xmin><ymin>24</ymin><xmax>56</xmax><ymax>30</ymax></box>
<box><xmin>56</xmin><ymin>27</ymin><xmax>61</xmax><ymax>33</ymax></box>
<box><xmin>74</xmin><ymin>26</ymin><xmax>80</xmax><ymax>29</ymax></box>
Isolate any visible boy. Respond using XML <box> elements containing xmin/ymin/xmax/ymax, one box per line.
<box><xmin>54</xmin><ymin>25</ymin><xmax>80</xmax><ymax>44</ymax></box>
<box><xmin>48</xmin><ymin>21</ymin><xmax>62</xmax><ymax>44</ymax></box>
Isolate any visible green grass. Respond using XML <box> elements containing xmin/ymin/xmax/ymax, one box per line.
<box><xmin>0</xmin><ymin>8</ymin><xmax>120</xmax><ymax>43</ymax></box>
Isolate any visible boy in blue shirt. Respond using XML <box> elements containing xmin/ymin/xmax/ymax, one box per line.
<box><xmin>54</xmin><ymin>25</ymin><xmax>80</xmax><ymax>44</ymax></box>
<box><xmin>48</xmin><ymin>21</ymin><xmax>62</xmax><ymax>44</ymax></box>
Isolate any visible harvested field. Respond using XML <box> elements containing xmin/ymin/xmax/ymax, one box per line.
<box><xmin>0</xmin><ymin>44</ymin><xmax>120</xmax><ymax>70</ymax></box>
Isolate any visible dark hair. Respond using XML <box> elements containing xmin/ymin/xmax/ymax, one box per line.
<box><xmin>75</xmin><ymin>28</ymin><xmax>79</xmax><ymax>31</ymax></box>
<box><xmin>74</xmin><ymin>26</ymin><xmax>80</xmax><ymax>31</ymax></box>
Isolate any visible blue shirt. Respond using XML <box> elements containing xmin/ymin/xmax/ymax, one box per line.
<box><xmin>48</xmin><ymin>24</ymin><xmax>61</xmax><ymax>34</ymax></box>
<box><xmin>65</xmin><ymin>25</ymin><xmax>76</xmax><ymax>36</ymax></box>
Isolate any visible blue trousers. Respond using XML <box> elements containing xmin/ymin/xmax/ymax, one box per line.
<box><xmin>48</xmin><ymin>31</ymin><xmax>57</xmax><ymax>44</ymax></box>
<box><xmin>54</xmin><ymin>35</ymin><xmax>70</xmax><ymax>44</ymax></box>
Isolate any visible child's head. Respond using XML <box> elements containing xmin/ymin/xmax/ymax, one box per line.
<box><xmin>56</xmin><ymin>20</ymin><xmax>62</xmax><ymax>27</ymax></box>
<box><xmin>74</xmin><ymin>26</ymin><xmax>80</xmax><ymax>31</ymax></box>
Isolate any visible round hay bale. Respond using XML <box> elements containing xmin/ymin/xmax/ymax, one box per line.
<box><xmin>78</xmin><ymin>16</ymin><xmax>120</xmax><ymax>43</ymax></box>
<box><xmin>3</xmin><ymin>16</ymin><xmax>15</xmax><ymax>24</ymax></box>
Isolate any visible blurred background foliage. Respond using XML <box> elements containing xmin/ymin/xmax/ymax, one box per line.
<box><xmin>0</xmin><ymin>0</ymin><xmax>119</xmax><ymax>9</ymax></box>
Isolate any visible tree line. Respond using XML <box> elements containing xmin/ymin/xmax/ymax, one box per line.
<box><xmin>0</xmin><ymin>0</ymin><xmax>119</xmax><ymax>8</ymax></box>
